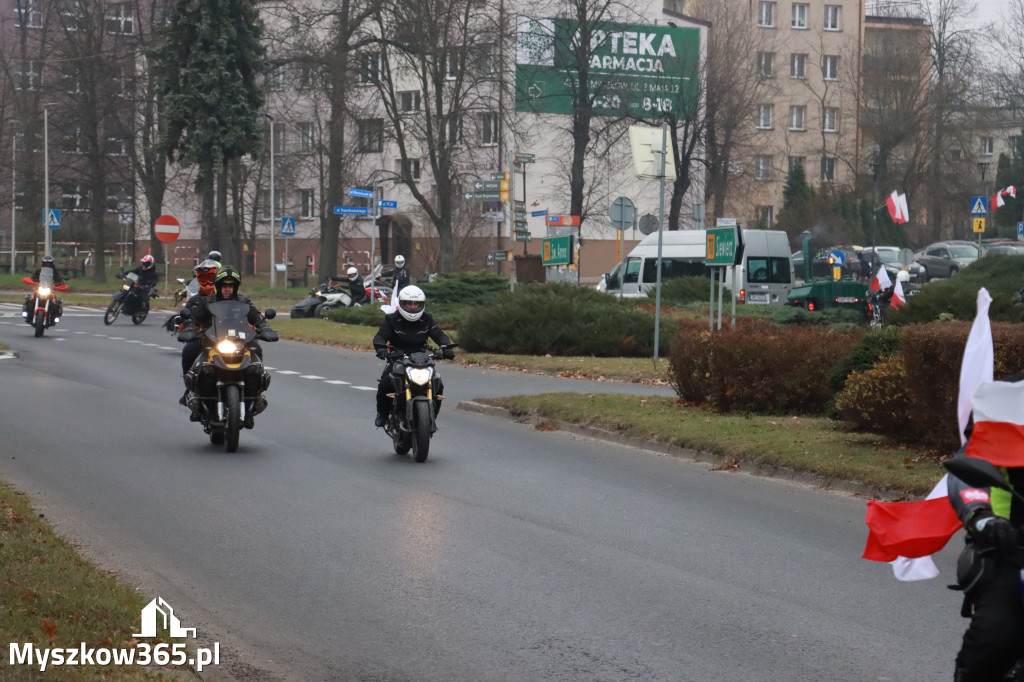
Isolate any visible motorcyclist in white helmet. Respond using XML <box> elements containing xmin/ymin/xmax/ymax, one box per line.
<box><xmin>345</xmin><ymin>266</ymin><xmax>370</xmax><ymax>306</ymax></box>
<box><xmin>371</xmin><ymin>285</ymin><xmax>454</xmax><ymax>427</ymax></box>
<box><xmin>388</xmin><ymin>254</ymin><xmax>410</xmax><ymax>293</ymax></box>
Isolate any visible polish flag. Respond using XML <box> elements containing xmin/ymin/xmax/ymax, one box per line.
<box><xmin>862</xmin><ymin>288</ymin><xmax>993</xmax><ymax>580</ymax></box>
<box><xmin>886</xmin><ymin>191</ymin><xmax>909</xmax><ymax>223</ymax></box>
<box><xmin>992</xmin><ymin>185</ymin><xmax>1016</xmax><ymax>208</ymax></box>
<box><xmin>891</xmin><ymin>279</ymin><xmax>906</xmax><ymax>309</ymax></box>
<box><xmin>380</xmin><ymin>285</ymin><xmax>399</xmax><ymax>315</ymax></box>
<box><xmin>870</xmin><ymin>265</ymin><xmax>892</xmax><ymax>292</ymax></box>
<box><xmin>965</xmin><ymin>379</ymin><xmax>1024</xmax><ymax>467</ymax></box>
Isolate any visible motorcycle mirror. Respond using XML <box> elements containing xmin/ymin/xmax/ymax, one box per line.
<box><xmin>264</xmin><ymin>308</ymin><xmax>276</xmax><ymax>320</ymax></box>
<box><xmin>945</xmin><ymin>457</ymin><xmax>1012</xmax><ymax>492</ymax></box>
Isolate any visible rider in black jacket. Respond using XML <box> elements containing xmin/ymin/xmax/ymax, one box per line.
<box><xmin>345</xmin><ymin>266</ymin><xmax>370</xmax><ymax>305</ymax></box>
<box><xmin>371</xmin><ymin>285</ymin><xmax>454</xmax><ymax>427</ymax></box>
<box><xmin>23</xmin><ymin>254</ymin><xmax>66</xmax><ymax>318</ymax></box>
<box><xmin>122</xmin><ymin>254</ymin><xmax>160</xmax><ymax>289</ymax></box>
<box><xmin>948</xmin><ymin>376</ymin><xmax>1024</xmax><ymax>682</ymax></box>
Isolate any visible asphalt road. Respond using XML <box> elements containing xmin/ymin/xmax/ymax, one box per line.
<box><xmin>0</xmin><ymin>304</ymin><xmax>965</xmax><ymax>681</ymax></box>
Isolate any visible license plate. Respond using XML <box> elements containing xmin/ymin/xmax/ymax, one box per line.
<box><xmin>747</xmin><ymin>293</ymin><xmax>768</xmax><ymax>303</ymax></box>
<box><xmin>836</xmin><ymin>296</ymin><xmax>858</xmax><ymax>303</ymax></box>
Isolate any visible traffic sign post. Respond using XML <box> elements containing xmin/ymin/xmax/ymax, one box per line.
<box><xmin>46</xmin><ymin>209</ymin><xmax>61</xmax><ymax>230</ymax></box>
<box><xmin>281</xmin><ymin>216</ymin><xmax>296</xmax><ymax>236</ymax></box>
<box><xmin>973</xmin><ymin>217</ymin><xmax>986</xmax><ymax>233</ymax></box>
<box><xmin>1018</xmin><ymin>222</ymin><xmax>1024</xmax><ymax>242</ymax></box>
<box><xmin>333</xmin><ymin>206</ymin><xmax>371</xmax><ymax>215</ymax></box>
<box><xmin>542</xmin><ymin>236</ymin><xmax>573</xmax><ymax>265</ymax></box>
<box><xmin>970</xmin><ymin>196</ymin><xmax>988</xmax><ymax>216</ymax></box>
<box><xmin>154</xmin><ymin>214</ymin><xmax>181</xmax><ymax>298</ymax></box>
<box><xmin>348</xmin><ymin>187</ymin><xmax>374</xmax><ymax>199</ymax></box>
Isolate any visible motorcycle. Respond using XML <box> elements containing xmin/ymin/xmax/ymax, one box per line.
<box><xmin>290</xmin><ymin>280</ymin><xmax>357</xmax><ymax>319</ymax></box>
<box><xmin>21</xmin><ymin>269</ymin><xmax>68</xmax><ymax>338</ymax></box>
<box><xmin>104</xmin><ymin>272</ymin><xmax>155</xmax><ymax>325</ymax></box>
<box><xmin>178</xmin><ymin>301</ymin><xmax>278</xmax><ymax>452</ymax></box>
<box><xmin>165</xmin><ymin>277</ymin><xmax>200</xmax><ymax>332</ymax></box>
<box><xmin>380</xmin><ymin>343</ymin><xmax>456</xmax><ymax>463</ymax></box>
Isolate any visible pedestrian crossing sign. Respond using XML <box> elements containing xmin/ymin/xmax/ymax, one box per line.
<box><xmin>970</xmin><ymin>196</ymin><xmax>988</xmax><ymax>216</ymax></box>
<box><xmin>46</xmin><ymin>209</ymin><xmax>60</xmax><ymax>228</ymax></box>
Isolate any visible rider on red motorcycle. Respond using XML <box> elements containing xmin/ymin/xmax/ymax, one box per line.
<box><xmin>22</xmin><ymin>255</ymin><xmax>67</xmax><ymax>319</ymax></box>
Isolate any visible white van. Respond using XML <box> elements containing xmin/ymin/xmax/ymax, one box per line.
<box><xmin>599</xmin><ymin>229</ymin><xmax>794</xmax><ymax>305</ymax></box>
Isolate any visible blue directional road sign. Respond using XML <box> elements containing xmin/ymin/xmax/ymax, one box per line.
<box><xmin>378</xmin><ymin>200</ymin><xmax>397</xmax><ymax>209</ymax></box>
<box><xmin>46</xmin><ymin>209</ymin><xmax>60</xmax><ymax>229</ymax></box>
<box><xmin>348</xmin><ymin>188</ymin><xmax>374</xmax><ymax>199</ymax></box>
<box><xmin>531</xmin><ymin>209</ymin><xmax>548</xmax><ymax>217</ymax></box>
<box><xmin>971</xmin><ymin>196</ymin><xmax>988</xmax><ymax>216</ymax></box>
<box><xmin>1018</xmin><ymin>222</ymin><xmax>1024</xmax><ymax>241</ymax></box>
<box><xmin>334</xmin><ymin>206</ymin><xmax>371</xmax><ymax>215</ymax></box>
<box><xmin>281</xmin><ymin>216</ymin><xmax>296</xmax><ymax>235</ymax></box>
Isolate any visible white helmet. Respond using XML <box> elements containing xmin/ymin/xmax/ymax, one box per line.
<box><xmin>896</xmin><ymin>270</ymin><xmax>910</xmax><ymax>283</ymax></box>
<box><xmin>395</xmin><ymin>255</ymin><xmax>405</xmax><ymax>267</ymax></box>
<box><xmin>346</xmin><ymin>266</ymin><xmax>360</xmax><ymax>280</ymax></box>
<box><xmin>397</xmin><ymin>285</ymin><xmax>426</xmax><ymax>322</ymax></box>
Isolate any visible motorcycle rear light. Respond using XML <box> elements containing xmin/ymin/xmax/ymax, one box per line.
<box><xmin>739</xmin><ymin>288</ymin><xmax>746</xmax><ymax>304</ymax></box>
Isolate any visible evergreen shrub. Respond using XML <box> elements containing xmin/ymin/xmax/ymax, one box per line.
<box><xmin>668</xmin><ymin>317</ymin><xmax>860</xmax><ymax>414</ymax></box>
<box><xmin>828</xmin><ymin>325</ymin><xmax>901</xmax><ymax>394</ymax></box>
<box><xmin>834</xmin><ymin>355</ymin><xmax>910</xmax><ymax>436</ymax></box>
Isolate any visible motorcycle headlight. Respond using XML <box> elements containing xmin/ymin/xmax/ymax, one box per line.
<box><xmin>406</xmin><ymin>366</ymin><xmax>433</xmax><ymax>386</ymax></box>
<box><xmin>216</xmin><ymin>339</ymin><xmax>243</xmax><ymax>354</ymax></box>
<box><xmin>37</xmin><ymin>286</ymin><xmax>51</xmax><ymax>297</ymax></box>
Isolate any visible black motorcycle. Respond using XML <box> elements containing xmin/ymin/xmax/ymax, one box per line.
<box><xmin>21</xmin><ymin>269</ymin><xmax>67</xmax><ymax>338</ymax></box>
<box><xmin>178</xmin><ymin>301</ymin><xmax>278</xmax><ymax>452</ymax></box>
<box><xmin>104</xmin><ymin>272</ymin><xmax>155</xmax><ymax>325</ymax></box>
<box><xmin>380</xmin><ymin>344</ymin><xmax>456</xmax><ymax>463</ymax></box>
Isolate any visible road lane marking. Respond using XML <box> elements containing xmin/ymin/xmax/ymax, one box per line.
<box><xmin>324</xmin><ymin>380</ymin><xmax>351</xmax><ymax>385</ymax></box>
<box><xmin>299</xmin><ymin>375</ymin><xmax>325</xmax><ymax>380</ymax></box>
<box><xmin>351</xmin><ymin>386</ymin><xmax>376</xmax><ymax>391</ymax></box>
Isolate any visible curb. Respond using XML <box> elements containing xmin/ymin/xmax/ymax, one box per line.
<box><xmin>456</xmin><ymin>400</ymin><xmax>892</xmax><ymax>501</ymax></box>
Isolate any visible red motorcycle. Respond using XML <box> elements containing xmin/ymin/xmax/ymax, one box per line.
<box><xmin>22</xmin><ymin>270</ymin><xmax>68</xmax><ymax>337</ymax></box>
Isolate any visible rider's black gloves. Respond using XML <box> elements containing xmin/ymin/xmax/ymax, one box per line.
<box><xmin>441</xmin><ymin>346</ymin><xmax>455</xmax><ymax>360</ymax></box>
<box><xmin>968</xmin><ymin>512</ymin><xmax>1019</xmax><ymax>554</ymax></box>
<box><xmin>257</xmin><ymin>323</ymin><xmax>279</xmax><ymax>342</ymax></box>
<box><xmin>375</xmin><ymin>348</ymin><xmax>387</xmax><ymax>360</ymax></box>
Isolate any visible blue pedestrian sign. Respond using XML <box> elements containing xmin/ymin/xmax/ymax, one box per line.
<box><xmin>971</xmin><ymin>196</ymin><xmax>988</xmax><ymax>216</ymax></box>
<box><xmin>281</xmin><ymin>216</ymin><xmax>295</xmax><ymax>236</ymax></box>
<box><xmin>377</xmin><ymin>199</ymin><xmax>397</xmax><ymax>209</ymax></box>
<box><xmin>347</xmin><ymin>188</ymin><xmax>374</xmax><ymax>199</ymax></box>
<box><xmin>46</xmin><ymin>209</ymin><xmax>60</xmax><ymax>229</ymax></box>
<box><xmin>333</xmin><ymin>206</ymin><xmax>371</xmax><ymax>215</ymax></box>
<box><xmin>1018</xmin><ymin>221</ymin><xmax>1024</xmax><ymax>242</ymax></box>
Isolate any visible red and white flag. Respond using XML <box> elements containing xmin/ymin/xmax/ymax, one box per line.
<box><xmin>992</xmin><ymin>185</ymin><xmax>1017</xmax><ymax>208</ymax></box>
<box><xmin>862</xmin><ymin>287</ymin><xmax>993</xmax><ymax>580</ymax></box>
<box><xmin>965</xmin><ymin>379</ymin><xmax>1024</xmax><ymax>467</ymax></box>
<box><xmin>380</xmin><ymin>285</ymin><xmax>399</xmax><ymax>315</ymax></box>
<box><xmin>886</xmin><ymin>190</ymin><xmax>909</xmax><ymax>224</ymax></box>
<box><xmin>870</xmin><ymin>265</ymin><xmax>892</xmax><ymax>292</ymax></box>
<box><xmin>891</xmin><ymin>279</ymin><xmax>906</xmax><ymax>309</ymax></box>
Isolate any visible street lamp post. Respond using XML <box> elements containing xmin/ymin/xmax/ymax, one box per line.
<box><xmin>42</xmin><ymin>103</ymin><xmax>56</xmax><ymax>257</ymax></box>
<box><xmin>978</xmin><ymin>162</ymin><xmax>990</xmax><ymax>246</ymax></box>
<box><xmin>9</xmin><ymin>120</ymin><xmax>19</xmax><ymax>275</ymax></box>
<box><xmin>268</xmin><ymin>118</ymin><xmax>276</xmax><ymax>288</ymax></box>
<box><xmin>870</xmin><ymin>160</ymin><xmax>882</xmax><ymax>252</ymax></box>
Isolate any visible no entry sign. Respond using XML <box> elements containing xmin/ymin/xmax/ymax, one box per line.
<box><xmin>154</xmin><ymin>214</ymin><xmax>180</xmax><ymax>243</ymax></box>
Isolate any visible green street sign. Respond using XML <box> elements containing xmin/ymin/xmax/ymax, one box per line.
<box><xmin>515</xmin><ymin>233</ymin><xmax>533</xmax><ymax>242</ymax></box>
<box><xmin>542</xmin><ymin>235</ymin><xmax>573</xmax><ymax>265</ymax></box>
<box><xmin>465</xmin><ymin>191</ymin><xmax>502</xmax><ymax>201</ymax></box>
<box><xmin>705</xmin><ymin>226</ymin><xmax>738</xmax><ymax>266</ymax></box>
<box><xmin>515</xmin><ymin>18</ymin><xmax>700</xmax><ymax>118</ymax></box>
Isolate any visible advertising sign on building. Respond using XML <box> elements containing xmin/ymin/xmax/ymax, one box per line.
<box><xmin>515</xmin><ymin>17</ymin><xmax>700</xmax><ymax>117</ymax></box>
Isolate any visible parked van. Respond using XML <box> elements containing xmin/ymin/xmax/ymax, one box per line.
<box><xmin>599</xmin><ymin>229</ymin><xmax>794</xmax><ymax>305</ymax></box>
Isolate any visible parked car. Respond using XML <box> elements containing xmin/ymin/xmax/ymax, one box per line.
<box><xmin>981</xmin><ymin>241</ymin><xmax>1024</xmax><ymax>256</ymax></box>
<box><xmin>791</xmin><ymin>247</ymin><xmax>859</xmax><ymax>280</ymax></box>
<box><xmin>861</xmin><ymin>246</ymin><xmax>926</xmax><ymax>283</ymax></box>
<box><xmin>916</xmin><ymin>241</ymin><xmax>980</xmax><ymax>280</ymax></box>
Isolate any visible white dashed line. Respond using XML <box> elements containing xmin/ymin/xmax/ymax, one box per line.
<box><xmin>299</xmin><ymin>375</ymin><xmax>325</xmax><ymax>380</ymax></box>
<box><xmin>158</xmin><ymin>346</ymin><xmax>175</xmax><ymax>351</ymax></box>
<box><xmin>109</xmin><ymin>336</ymin><xmax>123</xmax><ymax>340</ymax></box>
<box><xmin>324</xmin><ymin>380</ymin><xmax>351</xmax><ymax>385</ymax></box>
<box><xmin>351</xmin><ymin>386</ymin><xmax>376</xmax><ymax>391</ymax></box>
<box><xmin>276</xmin><ymin>370</ymin><xmax>301</xmax><ymax>375</ymax></box>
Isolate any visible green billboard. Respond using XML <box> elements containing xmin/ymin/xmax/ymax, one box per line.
<box><xmin>515</xmin><ymin>17</ymin><xmax>701</xmax><ymax>118</ymax></box>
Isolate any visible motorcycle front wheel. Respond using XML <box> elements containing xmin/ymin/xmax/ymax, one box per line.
<box><xmin>131</xmin><ymin>308</ymin><xmax>148</xmax><ymax>325</ymax></box>
<box><xmin>412</xmin><ymin>400</ymin><xmax>432</xmax><ymax>462</ymax></box>
<box><xmin>104</xmin><ymin>299</ymin><xmax>122</xmax><ymax>325</ymax></box>
<box><xmin>34</xmin><ymin>310</ymin><xmax>45</xmax><ymax>337</ymax></box>
<box><xmin>224</xmin><ymin>385</ymin><xmax>241</xmax><ymax>453</ymax></box>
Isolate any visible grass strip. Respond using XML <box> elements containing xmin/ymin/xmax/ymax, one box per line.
<box><xmin>0</xmin><ymin>482</ymin><xmax>188</xmax><ymax>681</ymax></box>
<box><xmin>477</xmin><ymin>393</ymin><xmax>946</xmax><ymax>498</ymax></box>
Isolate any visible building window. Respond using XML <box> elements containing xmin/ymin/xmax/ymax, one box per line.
<box><xmin>106</xmin><ymin>3</ymin><xmax>133</xmax><ymax>34</ymax></box>
<box><xmin>758</xmin><ymin>1</ymin><xmax>775</xmax><ymax>27</ymax></box>
<box><xmin>790</xmin><ymin>53</ymin><xmax>806</xmax><ymax>79</ymax></box>
<box><xmin>788</xmin><ymin>105</ymin><xmax>806</xmax><ymax>131</ymax></box>
<box><xmin>299</xmin><ymin>189</ymin><xmax>315</xmax><ymax>219</ymax></box>
<box><xmin>788</xmin><ymin>156</ymin><xmax>806</xmax><ymax>173</ymax></box>
<box><xmin>480</xmin><ymin>43</ymin><xmax>500</xmax><ymax>75</ymax></box>
<box><xmin>297</xmin><ymin>64</ymin><xmax>316</xmax><ymax>90</ymax></box>
<box><xmin>395</xmin><ymin>158</ymin><xmax>421</xmax><ymax>181</ymax></box>
<box><xmin>756</xmin><ymin>205</ymin><xmax>774</xmax><ymax>227</ymax></box>
<box><xmin>821</xmin><ymin>156</ymin><xmax>836</xmax><ymax>182</ymax></box>
<box><xmin>757</xmin><ymin>52</ymin><xmax>775</xmax><ymax>78</ymax></box>
<box><xmin>823</xmin><ymin>55</ymin><xmax>839</xmax><ymax>80</ymax></box>
<box><xmin>791</xmin><ymin>3</ymin><xmax>808</xmax><ymax>29</ymax></box>
<box><xmin>481</xmin><ymin>112</ymin><xmax>499</xmax><ymax>146</ymax></box>
<box><xmin>358</xmin><ymin>52</ymin><xmax>381</xmax><ymax>85</ymax></box>
<box><xmin>358</xmin><ymin>118</ymin><xmax>383</xmax><ymax>152</ymax></box>
<box><xmin>445</xmin><ymin>115</ymin><xmax>463</xmax><ymax>147</ymax></box>
<box><xmin>824</xmin><ymin>5</ymin><xmax>841</xmax><ymax>30</ymax></box>
<box><xmin>756</xmin><ymin>104</ymin><xmax>773</xmax><ymax>129</ymax></box>
<box><xmin>107</xmin><ymin>134</ymin><xmax>128</xmax><ymax>156</ymax></box>
<box><xmin>267</xmin><ymin>69</ymin><xmax>286</xmax><ymax>92</ymax></box>
<box><xmin>400</xmin><ymin>90</ymin><xmax>421</xmax><ymax>112</ymax></box>
<box><xmin>823</xmin><ymin>106</ymin><xmax>839</xmax><ymax>132</ymax></box>
<box><xmin>105</xmin><ymin>183</ymin><xmax>132</xmax><ymax>213</ymax></box>
<box><xmin>980</xmin><ymin>137</ymin><xmax>994</xmax><ymax>156</ymax></box>
<box><xmin>755</xmin><ymin>155</ymin><xmax>772</xmax><ymax>180</ymax></box>
<box><xmin>63</xmin><ymin>126</ymin><xmax>85</xmax><ymax>154</ymax></box>
<box><xmin>297</xmin><ymin>122</ymin><xmax>314</xmax><ymax>153</ymax></box>
<box><xmin>62</xmin><ymin>182</ymin><xmax>89</xmax><ymax>211</ymax></box>
<box><xmin>15</xmin><ymin>61</ymin><xmax>42</xmax><ymax>91</ymax></box>
<box><xmin>114</xmin><ymin>65</ymin><xmax>135</xmax><ymax>98</ymax></box>
<box><xmin>1011</xmin><ymin>135</ymin><xmax>1022</xmax><ymax>159</ymax></box>
<box><xmin>258</xmin><ymin>190</ymin><xmax>284</xmax><ymax>220</ymax></box>
<box><xmin>59</xmin><ymin>0</ymin><xmax>82</xmax><ymax>30</ymax></box>
<box><xmin>444</xmin><ymin>49</ymin><xmax>460</xmax><ymax>80</ymax></box>
<box><xmin>14</xmin><ymin>0</ymin><xmax>43</xmax><ymax>28</ymax></box>
<box><xmin>62</xmin><ymin>66</ymin><xmax>82</xmax><ymax>94</ymax></box>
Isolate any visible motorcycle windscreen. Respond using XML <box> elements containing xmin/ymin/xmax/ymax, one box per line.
<box><xmin>186</xmin><ymin>277</ymin><xmax>200</xmax><ymax>296</ymax></box>
<box><xmin>38</xmin><ymin>266</ymin><xmax>54</xmax><ymax>288</ymax></box>
<box><xmin>203</xmin><ymin>300</ymin><xmax>257</xmax><ymax>344</ymax></box>
<box><xmin>125</xmin><ymin>272</ymin><xmax>139</xmax><ymax>285</ymax></box>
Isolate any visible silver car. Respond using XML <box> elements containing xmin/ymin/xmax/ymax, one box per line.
<box><xmin>862</xmin><ymin>246</ymin><xmax>926</xmax><ymax>283</ymax></box>
<box><xmin>917</xmin><ymin>241</ymin><xmax>979</xmax><ymax>280</ymax></box>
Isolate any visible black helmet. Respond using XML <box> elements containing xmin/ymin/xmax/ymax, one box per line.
<box><xmin>214</xmin><ymin>264</ymin><xmax>241</xmax><ymax>298</ymax></box>
<box><xmin>41</xmin><ymin>254</ymin><xmax>54</xmax><ymax>265</ymax></box>
<box><xmin>208</xmin><ymin>250</ymin><xmax>222</xmax><ymax>262</ymax></box>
